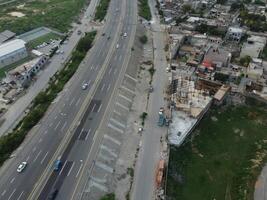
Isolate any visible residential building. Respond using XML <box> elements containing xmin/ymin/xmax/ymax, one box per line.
<box><xmin>226</xmin><ymin>26</ymin><xmax>244</xmax><ymax>42</ymax></box>
<box><xmin>0</xmin><ymin>39</ymin><xmax>28</xmax><ymax>68</ymax></box>
<box><xmin>240</xmin><ymin>35</ymin><xmax>267</xmax><ymax>59</ymax></box>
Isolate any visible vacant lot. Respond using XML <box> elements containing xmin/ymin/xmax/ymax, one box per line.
<box><xmin>167</xmin><ymin>99</ymin><xmax>267</xmax><ymax>200</ymax></box>
<box><xmin>0</xmin><ymin>0</ymin><xmax>88</xmax><ymax>34</ymax></box>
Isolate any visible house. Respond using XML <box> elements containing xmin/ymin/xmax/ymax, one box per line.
<box><xmin>0</xmin><ymin>30</ymin><xmax>16</xmax><ymax>44</ymax></box>
<box><xmin>203</xmin><ymin>46</ymin><xmax>231</xmax><ymax>68</ymax></box>
<box><xmin>0</xmin><ymin>39</ymin><xmax>28</xmax><ymax>68</ymax></box>
<box><xmin>226</xmin><ymin>27</ymin><xmax>244</xmax><ymax>42</ymax></box>
<box><xmin>240</xmin><ymin>35</ymin><xmax>267</xmax><ymax>59</ymax></box>
<box><xmin>213</xmin><ymin>85</ymin><xmax>230</xmax><ymax>105</ymax></box>
<box><xmin>7</xmin><ymin>56</ymin><xmax>48</xmax><ymax>87</ymax></box>
<box><xmin>246</xmin><ymin>59</ymin><xmax>264</xmax><ymax>81</ymax></box>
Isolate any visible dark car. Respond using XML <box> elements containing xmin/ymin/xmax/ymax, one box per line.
<box><xmin>48</xmin><ymin>189</ymin><xmax>58</xmax><ymax>200</ymax></box>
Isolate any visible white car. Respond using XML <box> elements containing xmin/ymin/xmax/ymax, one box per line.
<box><xmin>123</xmin><ymin>32</ymin><xmax>127</xmax><ymax>37</ymax></box>
<box><xmin>17</xmin><ymin>162</ymin><xmax>27</xmax><ymax>173</ymax></box>
<box><xmin>116</xmin><ymin>43</ymin><xmax>119</xmax><ymax>49</ymax></box>
<box><xmin>82</xmin><ymin>83</ymin><xmax>88</xmax><ymax>90</ymax></box>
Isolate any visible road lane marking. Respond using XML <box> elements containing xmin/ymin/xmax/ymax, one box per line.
<box><xmin>85</xmin><ymin>129</ymin><xmax>91</xmax><ymax>141</ymax></box>
<box><xmin>49</xmin><ymin>122</ymin><xmax>53</xmax><ymax>127</ymax></box>
<box><xmin>91</xmin><ymin>104</ymin><xmax>96</xmax><ymax>112</ymax></box>
<box><xmin>90</xmin><ymin>65</ymin><xmax>94</xmax><ymax>70</ymax></box>
<box><xmin>118</xmin><ymin>93</ymin><xmax>132</xmax><ymax>103</ymax></box>
<box><xmin>107</xmin><ymin>84</ymin><xmax>111</xmax><ymax>91</ymax></box>
<box><xmin>59</xmin><ymin>161</ymin><xmax>67</xmax><ymax>176</ymax></box>
<box><xmin>67</xmin><ymin>162</ymin><xmax>75</xmax><ymax>176</ymax></box>
<box><xmin>125</xmin><ymin>74</ymin><xmax>137</xmax><ymax>82</ymax></box>
<box><xmin>100</xmin><ymin>83</ymin><xmax>105</xmax><ymax>92</ymax></box>
<box><xmin>107</xmin><ymin>123</ymin><xmax>124</xmax><ymax>134</ymax></box>
<box><xmin>38</xmin><ymin>138</ymin><xmax>43</xmax><ymax>143</ymax></box>
<box><xmin>61</xmin><ymin>121</ymin><xmax>67</xmax><ymax>132</ymax></box>
<box><xmin>95</xmin><ymin>161</ymin><xmax>113</xmax><ymax>173</ymax></box>
<box><xmin>115</xmin><ymin>102</ymin><xmax>129</xmax><ymax>111</ymax></box>
<box><xmin>97</xmin><ymin>103</ymin><xmax>102</xmax><ymax>113</ymax></box>
<box><xmin>113</xmin><ymin>110</ymin><xmax>122</xmax><ymax>116</ymax></box>
<box><xmin>26</xmin><ymin>156</ymin><xmax>30</xmax><ymax>162</ymax></box>
<box><xmin>33</xmin><ymin>150</ymin><xmax>42</xmax><ymax>163</ymax></box>
<box><xmin>110</xmin><ymin>118</ymin><xmax>126</xmax><ymax>128</ymax></box>
<box><xmin>76</xmin><ymin>163</ymin><xmax>83</xmax><ymax>178</ymax></box>
<box><xmin>121</xmin><ymin>85</ymin><xmax>135</xmax><ymax>95</ymax></box>
<box><xmin>10</xmin><ymin>177</ymin><xmax>15</xmax><ymax>184</ymax></box>
<box><xmin>108</xmin><ymin>67</ymin><xmax>112</xmax><ymax>75</ymax></box>
<box><xmin>54</xmin><ymin>115</ymin><xmax>58</xmax><ymax>120</ymax></box>
<box><xmin>7</xmin><ymin>189</ymin><xmax>16</xmax><ymax>200</ymax></box>
<box><xmin>75</xmin><ymin>97</ymin><xmax>81</xmax><ymax>107</ymax></box>
<box><xmin>78</xmin><ymin>128</ymin><xmax>84</xmax><ymax>139</ymax></box>
<box><xmin>44</xmin><ymin>130</ymin><xmax>48</xmax><ymax>135</ymax></box>
<box><xmin>17</xmin><ymin>191</ymin><xmax>24</xmax><ymax>200</ymax></box>
<box><xmin>54</xmin><ymin>121</ymin><xmax>61</xmax><ymax>131</ymax></box>
<box><xmin>1</xmin><ymin>190</ymin><xmax>6</xmax><ymax>196</ymax></box>
<box><xmin>41</xmin><ymin>151</ymin><xmax>49</xmax><ymax>164</ymax></box>
<box><xmin>32</xmin><ymin>146</ymin><xmax>36</xmax><ymax>152</ymax></box>
<box><xmin>69</xmin><ymin>97</ymin><xmax>75</xmax><ymax>106</ymax></box>
<box><xmin>103</xmin><ymin>134</ymin><xmax>121</xmax><ymax>146</ymax></box>
<box><xmin>87</xmin><ymin>79</ymin><xmax>92</xmax><ymax>86</ymax></box>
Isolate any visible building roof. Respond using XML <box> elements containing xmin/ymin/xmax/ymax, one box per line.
<box><xmin>228</xmin><ymin>26</ymin><xmax>243</xmax><ymax>33</ymax></box>
<box><xmin>0</xmin><ymin>30</ymin><xmax>16</xmax><ymax>44</ymax></box>
<box><xmin>214</xmin><ymin>85</ymin><xmax>230</xmax><ymax>101</ymax></box>
<box><xmin>0</xmin><ymin>39</ymin><xmax>26</xmax><ymax>58</ymax></box>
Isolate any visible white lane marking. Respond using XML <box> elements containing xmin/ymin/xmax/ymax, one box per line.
<box><xmin>107</xmin><ymin>123</ymin><xmax>124</xmax><ymax>134</ymax></box>
<box><xmin>41</xmin><ymin>151</ymin><xmax>49</xmax><ymax>164</ymax></box>
<box><xmin>76</xmin><ymin>163</ymin><xmax>83</xmax><ymax>178</ymax></box>
<box><xmin>69</xmin><ymin>97</ymin><xmax>75</xmax><ymax>106</ymax></box>
<box><xmin>113</xmin><ymin>68</ymin><xmax>117</xmax><ymax>75</ymax></box>
<box><xmin>108</xmin><ymin>68</ymin><xmax>112</xmax><ymax>75</ymax></box>
<box><xmin>78</xmin><ymin>128</ymin><xmax>84</xmax><ymax>139</ymax></box>
<box><xmin>49</xmin><ymin>122</ymin><xmax>53</xmax><ymax>127</ymax></box>
<box><xmin>113</xmin><ymin>110</ymin><xmax>121</xmax><ymax>116</ymax></box>
<box><xmin>7</xmin><ymin>189</ymin><xmax>16</xmax><ymax>200</ymax></box>
<box><xmin>100</xmin><ymin>83</ymin><xmax>105</xmax><ymax>92</ymax></box>
<box><xmin>38</xmin><ymin>138</ymin><xmax>43</xmax><ymax>143</ymax></box>
<box><xmin>75</xmin><ymin>97</ymin><xmax>81</xmax><ymax>107</ymax></box>
<box><xmin>90</xmin><ymin>65</ymin><xmax>94</xmax><ymax>70</ymax></box>
<box><xmin>17</xmin><ymin>191</ymin><xmax>24</xmax><ymax>200</ymax></box>
<box><xmin>67</xmin><ymin>162</ymin><xmax>75</xmax><ymax>176</ymax></box>
<box><xmin>32</xmin><ymin>147</ymin><xmax>36</xmax><ymax>152</ymax></box>
<box><xmin>1</xmin><ymin>190</ymin><xmax>6</xmax><ymax>196</ymax></box>
<box><xmin>61</xmin><ymin>121</ymin><xmax>67</xmax><ymax>132</ymax></box>
<box><xmin>115</xmin><ymin>102</ymin><xmax>129</xmax><ymax>111</ymax></box>
<box><xmin>59</xmin><ymin>161</ymin><xmax>67</xmax><ymax>176</ymax></box>
<box><xmin>44</xmin><ymin>130</ymin><xmax>48</xmax><ymax>135</ymax></box>
<box><xmin>125</xmin><ymin>74</ymin><xmax>137</xmax><ymax>82</ymax></box>
<box><xmin>10</xmin><ymin>177</ymin><xmax>15</xmax><ymax>184</ymax></box>
<box><xmin>26</xmin><ymin>156</ymin><xmax>30</xmax><ymax>162</ymax></box>
<box><xmin>110</xmin><ymin>118</ymin><xmax>126</xmax><ymax>128</ymax></box>
<box><xmin>121</xmin><ymin>85</ymin><xmax>135</xmax><ymax>95</ymax></box>
<box><xmin>54</xmin><ymin>115</ymin><xmax>58</xmax><ymax>120</ymax></box>
<box><xmin>87</xmin><ymin>79</ymin><xmax>92</xmax><ymax>86</ymax></box>
<box><xmin>63</xmin><ymin>103</ymin><xmax>66</xmax><ymax>107</ymax></box>
<box><xmin>97</xmin><ymin>103</ymin><xmax>102</xmax><ymax>113</ymax></box>
<box><xmin>54</xmin><ymin>121</ymin><xmax>61</xmax><ymax>130</ymax></box>
<box><xmin>33</xmin><ymin>150</ymin><xmax>42</xmax><ymax>163</ymax></box>
<box><xmin>85</xmin><ymin>129</ymin><xmax>91</xmax><ymax>141</ymax></box>
<box><xmin>118</xmin><ymin>93</ymin><xmax>132</xmax><ymax>103</ymax></box>
<box><xmin>104</xmin><ymin>134</ymin><xmax>121</xmax><ymax>146</ymax></box>
<box><xmin>107</xmin><ymin>84</ymin><xmax>111</xmax><ymax>91</ymax></box>
<box><xmin>91</xmin><ymin>104</ymin><xmax>96</xmax><ymax>112</ymax></box>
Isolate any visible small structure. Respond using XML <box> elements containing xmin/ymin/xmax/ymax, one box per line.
<box><xmin>213</xmin><ymin>84</ymin><xmax>230</xmax><ymax>105</ymax></box>
<box><xmin>0</xmin><ymin>30</ymin><xmax>16</xmax><ymax>44</ymax></box>
<box><xmin>240</xmin><ymin>35</ymin><xmax>267</xmax><ymax>59</ymax></box>
<box><xmin>226</xmin><ymin>26</ymin><xmax>244</xmax><ymax>43</ymax></box>
<box><xmin>7</xmin><ymin>56</ymin><xmax>48</xmax><ymax>87</ymax></box>
<box><xmin>0</xmin><ymin>39</ymin><xmax>28</xmax><ymax>68</ymax></box>
<box><xmin>203</xmin><ymin>46</ymin><xmax>231</xmax><ymax>68</ymax></box>
<box><xmin>246</xmin><ymin>59</ymin><xmax>264</xmax><ymax>81</ymax></box>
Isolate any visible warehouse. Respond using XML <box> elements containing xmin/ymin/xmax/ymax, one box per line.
<box><xmin>0</xmin><ymin>39</ymin><xmax>28</xmax><ymax>68</ymax></box>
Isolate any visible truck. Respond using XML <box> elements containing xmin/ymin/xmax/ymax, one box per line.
<box><xmin>158</xmin><ymin>107</ymin><xmax>165</xmax><ymax>126</ymax></box>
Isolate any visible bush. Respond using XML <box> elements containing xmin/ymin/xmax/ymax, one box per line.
<box><xmin>94</xmin><ymin>0</ymin><xmax>111</xmax><ymax>21</ymax></box>
<box><xmin>100</xmin><ymin>193</ymin><xmax>115</xmax><ymax>200</ymax></box>
<box><xmin>139</xmin><ymin>0</ymin><xmax>152</xmax><ymax>21</ymax></box>
<box><xmin>139</xmin><ymin>35</ymin><xmax>148</xmax><ymax>44</ymax></box>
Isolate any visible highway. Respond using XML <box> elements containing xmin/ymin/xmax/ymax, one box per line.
<box><xmin>0</xmin><ymin>0</ymin><xmax>137</xmax><ymax>199</ymax></box>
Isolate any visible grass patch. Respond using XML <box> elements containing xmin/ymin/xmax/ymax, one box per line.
<box><xmin>0</xmin><ymin>0</ymin><xmax>89</xmax><ymax>34</ymax></box>
<box><xmin>0</xmin><ymin>31</ymin><xmax>96</xmax><ymax>167</ymax></box>
<box><xmin>94</xmin><ymin>0</ymin><xmax>111</xmax><ymax>21</ymax></box>
<box><xmin>138</xmin><ymin>0</ymin><xmax>152</xmax><ymax>21</ymax></box>
<box><xmin>100</xmin><ymin>193</ymin><xmax>115</xmax><ymax>200</ymax></box>
<box><xmin>167</xmin><ymin>102</ymin><xmax>267</xmax><ymax>200</ymax></box>
<box><xmin>27</xmin><ymin>32</ymin><xmax>62</xmax><ymax>49</ymax></box>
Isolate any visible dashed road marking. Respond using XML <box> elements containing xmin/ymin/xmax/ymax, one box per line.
<box><xmin>115</xmin><ymin>102</ymin><xmax>129</xmax><ymax>111</ymax></box>
<box><xmin>125</xmin><ymin>74</ymin><xmax>137</xmax><ymax>82</ymax></box>
<box><xmin>110</xmin><ymin>118</ymin><xmax>126</xmax><ymax>128</ymax></box>
<box><xmin>7</xmin><ymin>189</ymin><xmax>16</xmax><ymax>200</ymax></box>
<box><xmin>118</xmin><ymin>93</ymin><xmax>132</xmax><ymax>103</ymax></box>
<box><xmin>121</xmin><ymin>85</ymin><xmax>135</xmax><ymax>95</ymax></box>
<box><xmin>33</xmin><ymin>150</ymin><xmax>42</xmax><ymax>163</ymax></box>
<box><xmin>41</xmin><ymin>151</ymin><xmax>49</xmax><ymax>164</ymax></box>
<box><xmin>10</xmin><ymin>177</ymin><xmax>15</xmax><ymax>184</ymax></box>
<box><xmin>107</xmin><ymin>123</ymin><xmax>124</xmax><ymax>134</ymax></box>
<box><xmin>61</xmin><ymin>121</ymin><xmax>67</xmax><ymax>132</ymax></box>
<box><xmin>54</xmin><ymin>121</ymin><xmax>61</xmax><ymax>131</ymax></box>
<box><xmin>17</xmin><ymin>191</ymin><xmax>24</xmax><ymax>200</ymax></box>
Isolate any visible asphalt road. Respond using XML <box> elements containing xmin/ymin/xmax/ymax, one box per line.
<box><xmin>0</xmin><ymin>0</ymin><xmax>136</xmax><ymax>199</ymax></box>
<box><xmin>131</xmin><ymin>0</ymin><xmax>168</xmax><ymax>199</ymax></box>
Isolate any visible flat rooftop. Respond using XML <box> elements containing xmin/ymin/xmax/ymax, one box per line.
<box><xmin>0</xmin><ymin>39</ymin><xmax>26</xmax><ymax>58</ymax></box>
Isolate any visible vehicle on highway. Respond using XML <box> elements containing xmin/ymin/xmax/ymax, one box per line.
<box><xmin>48</xmin><ymin>189</ymin><xmax>58</xmax><ymax>200</ymax></box>
<box><xmin>116</xmin><ymin>43</ymin><xmax>119</xmax><ymax>49</ymax></box>
<box><xmin>77</xmin><ymin>30</ymin><xmax>82</xmax><ymax>35</ymax></box>
<box><xmin>123</xmin><ymin>32</ymin><xmax>127</xmax><ymax>37</ymax></box>
<box><xmin>17</xmin><ymin>162</ymin><xmax>27</xmax><ymax>173</ymax></box>
<box><xmin>149</xmin><ymin>86</ymin><xmax>153</xmax><ymax>93</ymax></box>
<box><xmin>54</xmin><ymin>160</ymin><xmax>62</xmax><ymax>171</ymax></box>
<box><xmin>82</xmin><ymin>83</ymin><xmax>88</xmax><ymax>90</ymax></box>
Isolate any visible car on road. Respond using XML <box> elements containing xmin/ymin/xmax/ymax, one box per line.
<box><xmin>48</xmin><ymin>189</ymin><xmax>58</xmax><ymax>200</ymax></box>
<box><xmin>116</xmin><ymin>43</ymin><xmax>119</xmax><ymax>49</ymax></box>
<box><xmin>82</xmin><ymin>83</ymin><xmax>88</xmax><ymax>90</ymax></box>
<box><xmin>17</xmin><ymin>162</ymin><xmax>27</xmax><ymax>173</ymax></box>
<box><xmin>123</xmin><ymin>32</ymin><xmax>127</xmax><ymax>37</ymax></box>
<box><xmin>54</xmin><ymin>160</ymin><xmax>62</xmax><ymax>171</ymax></box>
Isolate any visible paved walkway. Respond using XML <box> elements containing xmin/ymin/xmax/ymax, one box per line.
<box><xmin>0</xmin><ymin>0</ymin><xmax>100</xmax><ymax>136</ymax></box>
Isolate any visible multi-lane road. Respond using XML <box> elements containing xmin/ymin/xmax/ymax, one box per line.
<box><xmin>0</xmin><ymin>0</ymin><xmax>137</xmax><ymax>199</ymax></box>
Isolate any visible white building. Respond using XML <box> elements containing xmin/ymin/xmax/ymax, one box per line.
<box><xmin>0</xmin><ymin>39</ymin><xmax>28</xmax><ymax>68</ymax></box>
<box><xmin>226</xmin><ymin>27</ymin><xmax>244</xmax><ymax>42</ymax></box>
<box><xmin>240</xmin><ymin>35</ymin><xmax>267</xmax><ymax>59</ymax></box>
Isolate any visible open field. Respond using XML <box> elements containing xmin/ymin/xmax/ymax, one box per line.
<box><xmin>167</xmin><ymin>99</ymin><xmax>267</xmax><ymax>200</ymax></box>
<box><xmin>0</xmin><ymin>0</ymin><xmax>89</xmax><ymax>34</ymax></box>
